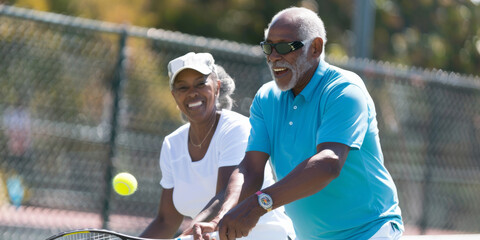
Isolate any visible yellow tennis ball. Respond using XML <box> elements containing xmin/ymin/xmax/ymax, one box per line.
<box><xmin>113</xmin><ymin>172</ymin><xmax>137</xmax><ymax>196</ymax></box>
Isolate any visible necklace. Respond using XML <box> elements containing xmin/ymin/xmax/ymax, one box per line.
<box><xmin>189</xmin><ymin>114</ymin><xmax>217</xmax><ymax>148</ymax></box>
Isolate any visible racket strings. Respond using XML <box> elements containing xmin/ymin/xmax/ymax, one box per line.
<box><xmin>58</xmin><ymin>232</ymin><xmax>122</xmax><ymax>240</ymax></box>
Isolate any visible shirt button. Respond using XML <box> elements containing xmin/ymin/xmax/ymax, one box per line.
<box><xmin>289</xmin><ymin>121</ymin><xmax>293</xmax><ymax>126</ymax></box>
<box><xmin>293</xmin><ymin>106</ymin><xmax>297</xmax><ymax>110</ymax></box>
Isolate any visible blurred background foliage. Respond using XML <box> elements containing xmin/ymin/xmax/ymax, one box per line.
<box><xmin>2</xmin><ymin>0</ymin><xmax>480</xmax><ymax>76</ymax></box>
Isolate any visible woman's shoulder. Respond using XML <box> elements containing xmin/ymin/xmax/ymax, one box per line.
<box><xmin>164</xmin><ymin>123</ymin><xmax>189</xmax><ymax>143</ymax></box>
<box><xmin>220</xmin><ymin>110</ymin><xmax>250</xmax><ymax>128</ymax></box>
<box><xmin>215</xmin><ymin>110</ymin><xmax>250</xmax><ymax>140</ymax></box>
<box><xmin>221</xmin><ymin>109</ymin><xmax>248</xmax><ymax>121</ymax></box>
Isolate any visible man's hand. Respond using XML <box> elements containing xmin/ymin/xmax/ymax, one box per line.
<box><xmin>180</xmin><ymin>221</ymin><xmax>218</xmax><ymax>240</ymax></box>
<box><xmin>218</xmin><ymin>194</ymin><xmax>263</xmax><ymax>240</ymax></box>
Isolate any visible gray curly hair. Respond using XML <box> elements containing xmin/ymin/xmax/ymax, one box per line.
<box><xmin>214</xmin><ymin>64</ymin><xmax>235</xmax><ymax>110</ymax></box>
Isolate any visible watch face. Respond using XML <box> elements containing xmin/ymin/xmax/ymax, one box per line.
<box><xmin>258</xmin><ymin>193</ymin><xmax>273</xmax><ymax>209</ymax></box>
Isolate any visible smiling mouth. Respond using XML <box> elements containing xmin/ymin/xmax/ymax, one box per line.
<box><xmin>273</xmin><ymin>67</ymin><xmax>289</xmax><ymax>75</ymax></box>
<box><xmin>188</xmin><ymin>101</ymin><xmax>202</xmax><ymax>108</ymax></box>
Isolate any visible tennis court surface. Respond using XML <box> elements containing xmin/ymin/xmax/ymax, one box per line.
<box><xmin>2</xmin><ymin>205</ymin><xmax>480</xmax><ymax>239</ymax></box>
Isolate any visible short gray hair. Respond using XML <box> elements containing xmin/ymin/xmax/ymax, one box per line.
<box><xmin>264</xmin><ymin>7</ymin><xmax>327</xmax><ymax>59</ymax></box>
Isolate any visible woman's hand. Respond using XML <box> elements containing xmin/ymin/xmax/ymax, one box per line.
<box><xmin>180</xmin><ymin>220</ymin><xmax>218</xmax><ymax>240</ymax></box>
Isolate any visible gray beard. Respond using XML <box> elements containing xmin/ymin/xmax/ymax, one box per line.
<box><xmin>269</xmin><ymin>47</ymin><xmax>315</xmax><ymax>91</ymax></box>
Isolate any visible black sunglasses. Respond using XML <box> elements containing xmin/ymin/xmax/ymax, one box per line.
<box><xmin>260</xmin><ymin>41</ymin><xmax>305</xmax><ymax>55</ymax></box>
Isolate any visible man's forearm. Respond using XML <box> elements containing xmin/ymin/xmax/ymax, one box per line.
<box><xmin>262</xmin><ymin>145</ymin><xmax>348</xmax><ymax>209</ymax></box>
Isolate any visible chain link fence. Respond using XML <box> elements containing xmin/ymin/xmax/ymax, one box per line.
<box><xmin>0</xmin><ymin>5</ymin><xmax>479</xmax><ymax>240</ymax></box>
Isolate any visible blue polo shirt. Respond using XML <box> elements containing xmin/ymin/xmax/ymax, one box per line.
<box><xmin>247</xmin><ymin>60</ymin><xmax>403</xmax><ymax>239</ymax></box>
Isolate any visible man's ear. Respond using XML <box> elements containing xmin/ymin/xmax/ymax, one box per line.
<box><xmin>311</xmin><ymin>37</ymin><xmax>324</xmax><ymax>58</ymax></box>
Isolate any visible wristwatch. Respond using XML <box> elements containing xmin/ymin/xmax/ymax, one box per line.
<box><xmin>255</xmin><ymin>191</ymin><xmax>273</xmax><ymax>212</ymax></box>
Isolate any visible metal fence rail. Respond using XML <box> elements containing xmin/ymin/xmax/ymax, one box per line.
<box><xmin>1</xmin><ymin>5</ymin><xmax>479</xmax><ymax>239</ymax></box>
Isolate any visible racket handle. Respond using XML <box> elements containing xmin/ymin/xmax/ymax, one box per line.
<box><xmin>176</xmin><ymin>231</ymin><xmax>219</xmax><ymax>240</ymax></box>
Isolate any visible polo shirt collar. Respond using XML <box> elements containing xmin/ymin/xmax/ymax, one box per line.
<box><xmin>298</xmin><ymin>59</ymin><xmax>329</xmax><ymax>102</ymax></box>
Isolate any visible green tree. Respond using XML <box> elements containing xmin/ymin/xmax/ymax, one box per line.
<box><xmin>4</xmin><ymin>0</ymin><xmax>480</xmax><ymax>75</ymax></box>
<box><xmin>374</xmin><ymin>0</ymin><xmax>480</xmax><ymax>75</ymax></box>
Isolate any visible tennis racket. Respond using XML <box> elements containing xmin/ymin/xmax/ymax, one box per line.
<box><xmin>45</xmin><ymin>228</ymin><xmax>219</xmax><ymax>240</ymax></box>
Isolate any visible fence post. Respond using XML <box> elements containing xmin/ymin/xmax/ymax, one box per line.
<box><xmin>101</xmin><ymin>28</ymin><xmax>128</xmax><ymax>229</ymax></box>
<box><xmin>352</xmin><ymin>0</ymin><xmax>376</xmax><ymax>59</ymax></box>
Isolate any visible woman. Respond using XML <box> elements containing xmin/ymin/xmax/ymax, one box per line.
<box><xmin>140</xmin><ymin>52</ymin><xmax>295</xmax><ymax>239</ymax></box>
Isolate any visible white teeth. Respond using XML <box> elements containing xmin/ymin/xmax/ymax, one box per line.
<box><xmin>188</xmin><ymin>101</ymin><xmax>202</xmax><ymax>107</ymax></box>
<box><xmin>273</xmin><ymin>68</ymin><xmax>287</xmax><ymax>72</ymax></box>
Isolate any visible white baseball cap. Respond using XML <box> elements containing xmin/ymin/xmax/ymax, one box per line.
<box><xmin>167</xmin><ymin>52</ymin><xmax>216</xmax><ymax>89</ymax></box>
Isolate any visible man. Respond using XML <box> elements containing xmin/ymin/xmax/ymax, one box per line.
<box><xmin>192</xmin><ymin>7</ymin><xmax>403</xmax><ymax>240</ymax></box>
